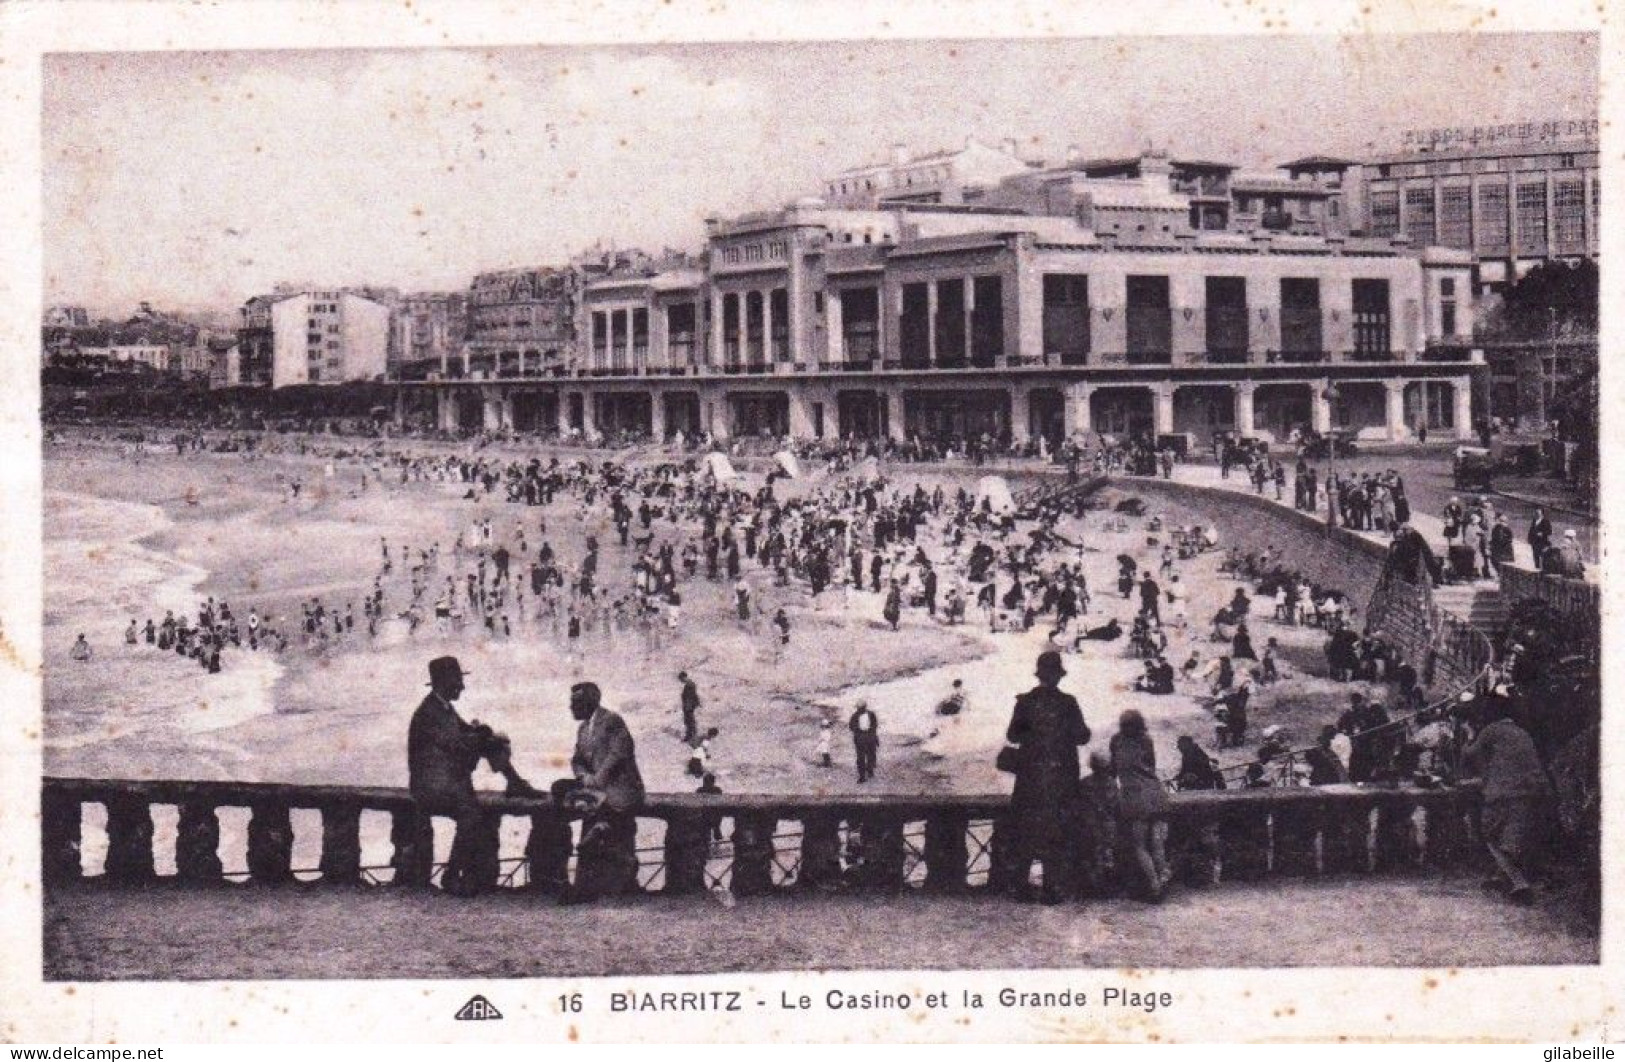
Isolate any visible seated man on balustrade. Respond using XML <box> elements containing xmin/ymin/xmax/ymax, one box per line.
<box><xmin>561</xmin><ymin>681</ymin><xmax>647</xmax><ymax>900</ymax></box>
<box><xmin>408</xmin><ymin>655</ymin><xmax>536</xmax><ymax>898</ymax></box>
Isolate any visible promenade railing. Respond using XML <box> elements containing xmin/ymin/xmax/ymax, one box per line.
<box><xmin>42</xmin><ymin>777</ymin><xmax>1483</xmax><ymax>897</ymax></box>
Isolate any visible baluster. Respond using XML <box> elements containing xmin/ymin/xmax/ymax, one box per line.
<box><xmin>856</xmin><ymin>813</ymin><xmax>906</xmax><ymax>891</ymax></box>
<box><xmin>175</xmin><ymin>801</ymin><xmax>223</xmax><ymax>883</ymax></box>
<box><xmin>1271</xmin><ymin>802</ymin><xmax>1320</xmax><ymax>877</ymax></box>
<box><xmin>246</xmin><ymin>802</ymin><xmax>294</xmax><ymax>884</ymax></box>
<box><xmin>390</xmin><ymin>808</ymin><xmax>433</xmax><ymax>887</ymax></box>
<box><xmin>41</xmin><ymin>790</ymin><xmax>82</xmax><ymax>886</ymax></box>
<box><xmin>1363</xmin><ymin>804</ymin><xmax>1381</xmax><ymax>872</ymax></box>
<box><xmin>466</xmin><ymin>811</ymin><xmax>502</xmax><ymax>891</ymax></box>
<box><xmin>1373</xmin><ymin>794</ymin><xmax>1422</xmax><ymax>871</ymax></box>
<box><xmin>1167</xmin><ymin>814</ymin><xmax>1223</xmax><ymax>888</ymax></box>
<box><xmin>797</xmin><ymin>812</ymin><xmax>841</xmax><ymax>891</ymax></box>
<box><xmin>923</xmin><ymin>810</ymin><xmax>969</xmax><ymax>893</ymax></box>
<box><xmin>661</xmin><ymin>812</ymin><xmax>709</xmax><ymax>896</ymax></box>
<box><xmin>729</xmin><ymin>811</ymin><xmax>777</xmax><ymax>896</ymax></box>
<box><xmin>1419</xmin><ymin>792</ymin><xmax>1474</xmax><ymax>867</ymax></box>
<box><xmin>318</xmin><ymin>802</ymin><xmax>363</xmax><ymax>885</ymax></box>
<box><xmin>1319</xmin><ymin>798</ymin><xmax>1364</xmax><ymax>874</ymax></box>
<box><xmin>103</xmin><ymin>795</ymin><xmax>155</xmax><ymax>884</ymax></box>
<box><xmin>525</xmin><ymin>810</ymin><xmax>573</xmax><ymax>895</ymax></box>
<box><xmin>1217</xmin><ymin>803</ymin><xmax>1271</xmax><ymax>880</ymax></box>
<box><xmin>985</xmin><ymin>812</ymin><xmax>1020</xmax><ymax>894</ymax></box>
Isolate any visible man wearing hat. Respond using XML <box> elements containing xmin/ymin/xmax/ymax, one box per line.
<box><xmin>1000</xmin><ymin>650</ymin><xmax>1091</xmax><ymax>903</ymax></box>
<box><xmin>848</xmin><ymin>700</ymin><xmax>880</xmax><ymax>783</ymax></box>
<box><xmin>566</xmin><ymin>682</ymin><xmax>646</xmax><ymax>898</ymax></box>
<box><xmin>1526</xmin><ymin>507</ymin><xmax>1553</xmax><ymax>565</ymax></box>
<box><xmin>1488</xmin><ymin>512</ymin><xmax>1516</xmax><ymax>575</ymax></box>
<box><xmin>678</xmin><ymin>671</ymin><xmax>701</xmax><ymax>745</ymax></box>
<box><xmin>408</xmin><ymin>655</ymin><xmax>536</xmax><ymax>897</ymax></box>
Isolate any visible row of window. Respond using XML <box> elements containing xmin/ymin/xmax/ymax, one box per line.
<box><xmin>1036</xmin><ymin>274</ymin><xmax>1397</xmax><ymax>361</ymax></box>
<box><xmin>719</xmin><ymin>239</ymin><xmax>791</xmax><ymax>265</ymax></box>
<box><xmin>474</xmin><ymin>307</ymin><xmax>559</xmax><ymax>330</ymax></box>
<box><xmin>560</xmin><ymin>260</ymin><xmax>1466</xmax><ymax>373</ymax></box>
<box><xmin>1369</xmin><ymin>178</ymin><xmax>1594</xmax><ymax>247</ymax></box>
<box><xmin>1374</xmin><ymin>152</ymin><xmax>1592</xmax><ymax>179</ymax></box>
<box><xmin>829</xmin><ymin>176</ymin><xmax>880</xmax><ymax>197</ymax></box>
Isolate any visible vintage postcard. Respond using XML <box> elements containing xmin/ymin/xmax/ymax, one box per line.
<box><xmin>0</xmin><ymin>0</ymin><xmax>1618</xmax><ymax>1044</ymax></box>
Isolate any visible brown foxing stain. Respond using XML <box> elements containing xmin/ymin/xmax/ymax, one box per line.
<box><xmin>0</xmin><ymin>629</ymin><xmax>33</xmax><ymax>674</ymax></box>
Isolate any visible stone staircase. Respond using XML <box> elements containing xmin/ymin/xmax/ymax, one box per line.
<box><xmin>1431</xmin><ymin>582</ymin><xmax>1510</xmax><ymax>635</ymax></box>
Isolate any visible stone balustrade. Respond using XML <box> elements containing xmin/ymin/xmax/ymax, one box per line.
<box><xmin>42</xmin><ymin>777</ymin><xmax>1483</xmax><ymax>896</ymax></box>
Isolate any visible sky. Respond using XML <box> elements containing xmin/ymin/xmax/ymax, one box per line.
<box><xmin>43</xmin><ymin>33</ymin><xmax>1598</xmax><ymax>315</ymax></box>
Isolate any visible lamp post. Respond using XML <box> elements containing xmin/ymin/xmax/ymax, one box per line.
<box><xmin>1322</xmin><ymin>383</ymin><xmax>1341</xmax><ymax>529</ymax></box>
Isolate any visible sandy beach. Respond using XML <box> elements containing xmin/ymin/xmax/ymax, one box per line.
<box><xmin>44</xmin><ymin>436</ymin><xmax>1394</xmax><ymax>877</ymax></box>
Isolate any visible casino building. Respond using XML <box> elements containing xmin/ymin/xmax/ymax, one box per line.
<box><xmin>407</xmin><ymin>144</ymin><xmax>1483</xmax><ymax>446</ymax></box>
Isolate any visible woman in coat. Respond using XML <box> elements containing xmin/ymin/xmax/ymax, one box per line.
<box><xmin>1111</xmin><ymin>709</ymin><xmax>1171</xmax><ymax>902</ymax></box>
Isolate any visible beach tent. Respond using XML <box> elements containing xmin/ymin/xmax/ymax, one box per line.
<box><xmin>772</xmin><ymin>450</ymin><xmax>803</xmax><ymax>480</ymax></box>
<box><xmin>703</xmin><ymin>452</ymin><xmax>738</xmax><ymax>482</ymax></box>
<box><xmin>974</xmin><ymin>475</ymin><xmax>1016</xmax><ymax>514</ymax></box>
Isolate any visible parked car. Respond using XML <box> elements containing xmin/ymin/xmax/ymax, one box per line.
<box><xmin>1302</xmin><ymin>430</ymin><xmax>1358</xmax><ymax>459</ymax></box>
<box><xmin>1452</xmin><ymin>446</ymin><xmax>1494</xmax><ymax>491</ymax></box>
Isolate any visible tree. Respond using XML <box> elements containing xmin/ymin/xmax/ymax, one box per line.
<box><xmin>1481</xmin><ymin>260</ymin><xmax>1598</xmax><ymax>341</ymax></box>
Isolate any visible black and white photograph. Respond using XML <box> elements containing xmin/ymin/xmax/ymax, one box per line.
<box><xmin>2</xmin><ymin>0</ymin><xmax>1616</xmax><ymax>1044</ymax></box>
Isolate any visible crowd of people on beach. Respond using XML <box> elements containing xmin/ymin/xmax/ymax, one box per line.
<box><xmin>52</xmin><ymin>418</ymin><xmax>1581</xmax><ymax>908</ymax></box>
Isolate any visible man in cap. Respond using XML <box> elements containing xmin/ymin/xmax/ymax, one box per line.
<box><xmin>565</xmin><ymin>682</ymin><xmax>646</xmax><ymax>898</ymax></box>
<box><xmin>407</xmin><ymin>655</ymin><xmax>536</xmax><ymax>897</ymax></box>
<box><xmin>1001</xmin><ymin>649</ymin><xmax>1091</xmax><ymax>903</ymax></box>
<box><xmin>1459</xmin><ymin>696</ymin><xmax>1552</xmax><ymax>906</ymax></box>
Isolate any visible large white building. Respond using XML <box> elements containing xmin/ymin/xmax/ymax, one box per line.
<box><xmin>415</xmin><ymin>193</ymin><xmax>1480</xmax><ymax>446</ymax></box>
<box><xmin>269</xmin><ymin>290</ymin><xmax>391</xmax><ymax>388</ymax></box>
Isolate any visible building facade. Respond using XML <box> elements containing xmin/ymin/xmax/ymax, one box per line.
<box><xmin>1007</xmin><ymin>151</ymin><xmax>1350</xmax><ymax>238</ymax></box>
<box><xmin>416</xmin><ymin>198</ymin><xmax>1479</xmax><ymax>446</ymax></box>
<box><xmin>171</xmin><ymin>344</ymin><xmax>213</xmax><ymax>379</ymax></box>
<box><xmin>463</xmin><ymin>267</ymin><xmax>578</xmax><ymax>379</ymax></box>
<box><xmin>208</xmin><ymin>338</ymin><xmax>241</xmax><ymax>390</ymax></box>
<box><xmin>823</xmin><ymin>137</ymin><xmax>1034</xmax><ymax>208</ymax></box>
<box><xmin>233</xmin><ymin>296</ymin><xmax>276</xmax><ymax>388</ymax></box>
<box><xmin>1345</xmin><ymin>119</ymin><xmax>1599</xmax><ymax>292</ymax></box>
<box><xmin>268</xmin><ymin>290</ymin><xmax>391</xmax><ymax>388</ymax></box>
<box><xmin>77</xmin><ymin>344</ymin><xmax>172</xmax><ymax>371</ymax></box>
<box><xmin>393</xmin><ymin>291</ymin><xmax>468</xmax><ymax>380</ymax></box>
